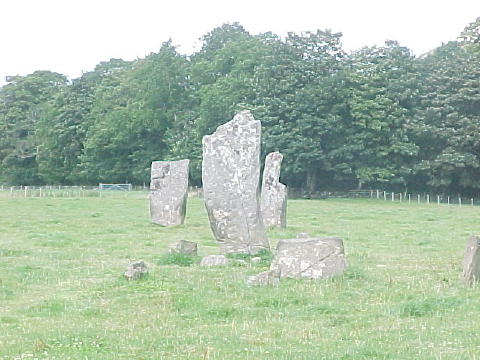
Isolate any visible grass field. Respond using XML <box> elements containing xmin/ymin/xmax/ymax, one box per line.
<box><xmin>1</xmin><ymin>193</ymin><xmax>480</xmax><ymax>359</ymax></box>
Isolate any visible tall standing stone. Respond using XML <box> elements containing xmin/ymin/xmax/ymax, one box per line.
<box><xmin>261</xmin><ymin>151</ymin><xmax>287</xmax><ymax>228</ymax></box>
<box><xmin>202</xmin><ymin>110</ymin><xmax>269</xmax><ymax>254</ymax></box>
<box><xmin>149</xmin><ymin>159</ymin><xmax>189</xmax><ymax>226</ymax></box>
<box><xmin>461</xmin><ymin>235</ymin><xmax>480</xmax><ymax>284</ymax></box>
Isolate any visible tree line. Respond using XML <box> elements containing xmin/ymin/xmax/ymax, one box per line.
<box><xmin>1</xmin><ymin>19</ymin><xmax>479</xmax><ymax>195</ymax></box>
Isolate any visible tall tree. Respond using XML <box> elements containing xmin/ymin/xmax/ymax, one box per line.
<box><xmin>0</xmin><ymin>71</ymin><xmax>67</xmax><ymax>184</ymax></box>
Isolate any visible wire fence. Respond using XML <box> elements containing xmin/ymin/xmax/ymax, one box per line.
<box><xmin>287</xmin><ymin>189</ymin><xmax>480</xmax><ymax>207</ymax></box>
<box><xmin>0</xmin><ymin>185</ymin><xmax>479</xmax><ymax>207</ymax></box>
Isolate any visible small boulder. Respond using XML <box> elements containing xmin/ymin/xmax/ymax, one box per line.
<box><xmin>250</xmin><ymin>257</ymin><xmax>262</xmax><ymax>264</ymax></box>
<box><xmin>270</xmin><ymin>236</ymin><xmax>346</xmax><ymax>279</ymax></box>
<box><xmin>124</xmin><ymin>261</ymin><xmax>148</xmax><ymax>280</ymax></box>
<box><xmin>246</xmin><ymin>270</ymin><xmax>280</xmax><ymax>286</ymax></box>
<box><xmin>200</xmin><ymin>255</ymin><xmax>229</xmax><ymax>267</ymax></box>
<box><xmin>169</xmin><ymin>240</ymin><xmax>198</xmax><ymax>256</ymax></box>
<box><xmin>461</xmin><ymin>235</ymin><xmax>480</xmax><ymax>284</ymax></box>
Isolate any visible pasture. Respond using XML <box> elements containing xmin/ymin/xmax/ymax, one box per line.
<box><xmin>1</xmin><ymin>193</ymin><xmax>479</xmax><ymax>359</ymax></box>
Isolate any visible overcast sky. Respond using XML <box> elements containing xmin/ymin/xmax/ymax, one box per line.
<box><xmin>1</xmin><ymin>0</ymin><xmax>479</xmax><ymax>85</ymax></box>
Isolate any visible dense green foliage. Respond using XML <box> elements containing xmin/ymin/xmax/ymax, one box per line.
<box><xmin>1</xmin><ymin>19</ymin><xmax>479</xmax><ymax>194</ymax></box>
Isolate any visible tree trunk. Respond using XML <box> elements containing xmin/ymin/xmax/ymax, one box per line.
<box><xmin>306</xmin><ymin>168</ymin><xmax>317</xmax><ymax>196</ymax></box>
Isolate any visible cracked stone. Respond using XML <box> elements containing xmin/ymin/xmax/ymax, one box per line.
<box><xmin>149</xmin><ymin>159</ymin><xmax>189</xmax><ymax>226</ymax></box>
<box><xmin>202</xmin><ymin>110</ymin><xmax>269</xmax><ymax>254</ymax></box>
<box><xmin>270</xmin><ymin>236</ymin><xmax>346</xmax><ymax>279</ymax></box>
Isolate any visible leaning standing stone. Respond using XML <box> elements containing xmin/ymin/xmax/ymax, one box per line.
<box><xmin>202</xmin><ymin>110</ymin><xmax>269</xmax><ymax>254</ymax></box>
<box><xmin>270</xmin><ymin>236</ymin><xmax>346</xmax><ymax>279</ymax></box>
<box><xmin>461</xmin><ymin>235</ymin><xmax>480</xmax><ymax>284</ymax></box>
<box><xmin>261</xmin><ymin>151</ymin><xmax>287</xmax><ymax>228</ymax></box>
<box><xmin>150</xmin><ymin>159</ymin><xmax>189</xmax><ymax>226</ymax></box>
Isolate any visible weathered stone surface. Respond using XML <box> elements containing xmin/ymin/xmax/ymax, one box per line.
<box><xmin>246</xmin><ymin>270</ymin><xmax>280</xmax><ymax>286</ymax></box>
<box><xmin>297</xmin><ymin>232</ymin><xmax>310</xmax><ymax>239</ymax></box>
<box><xmin>270</xmin><ymin>237</ymin><xmax>346</xmax><ymax>279</ymax></box>
<box><xmin>169</xmin><ymin>240</ymin><xmax>198</xmax><ymax>256</ymax></box>
<box><xmin>150</xmin><ymin>159</ymin><xmax>189</xmax><ymax>226</ymax></box>
<box><xmin>461</xmin><ymin>235</ymin><xmax>480</xmax><ymax>284</ymax></box>
<box><xmin>124</xmin><ymin>261</ymin><xmax>148</xmax><ymax>280</ymax></box>
<box><xmin>261</xmin><ymin>152</ymin><xmax>287</xmax><ymax>228</ymax></box>
<box><xmin>202</xmin><ymin>110</ymin><xmax>269</xmax><ymax>254</ymax></box>
<box><xmin>200</xmin><ymin>255</ymin><xmax>229</xmax><ymax>267</ymax></box>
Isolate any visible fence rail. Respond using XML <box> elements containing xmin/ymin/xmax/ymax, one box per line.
<box><xmin>1</xmin><ymin>185</ymin><xmax>479</xmax><ymax>207</ymax></box>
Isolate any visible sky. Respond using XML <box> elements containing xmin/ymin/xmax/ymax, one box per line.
<box><xmin>0</xmin><ymin>0</ymin><xmax>479</xmax><ymax>85</ymax></box>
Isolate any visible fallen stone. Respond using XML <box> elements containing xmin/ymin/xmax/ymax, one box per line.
<box><xmin>169</xmin><ymin>240</ymin><xmax>198</xmax><ymax>256</ymax></box>
<box><xmin>150</xmin><ymin>159</ymin><xmax>189</xmax><ymax>226</ymax></box>
<box><xmin>261</xmin><ymin>151</ymin><xmax>287</xmax><ymax>228</ymax></box>
<box><xmin>270</xmin><ymin>236</ymin><xmax>346</xmax><ymax>279</ymax></box>
<box><xmin>461</xmin><ymin>235</ymin><xmax>480</xmax><ymax>284</ymax></box>
<box><xmin>202</xmin><ymin>110</ymin><xmax>269</xmax><ymax>254</ymax></box>
<box><xmin>246</xmin><ymin>270</ymin><xmax>280</xmax><ymax>286</ymax></box>
<box><xmin>200</xmin><ymin>255</ymin><xmax>229</xmax><ymax>267</ymax></box>
<box><xmin>124</xmin><ymin>261</ymin><xmax>148</xmax><ymax>280</ymax></box>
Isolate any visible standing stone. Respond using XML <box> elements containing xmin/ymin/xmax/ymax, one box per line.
<box><xmin>461</xmin><ymin>235</ymin><xmax>480</xmax><ymax>284</ymax></box>
<box><xmin>261</xmin><ymin>151</ymin><xmax>287</xmax><ymax>228</ymax></box>
<box><xmin>150</xmin><ymin>159</ymin><xmax>189</xmax><ymax>226</ymax></box>
<box><xmin>202</xmin><ymin>110</ymin><xmax>269</xmax><ymax>254</ymax></box>
<box><xmin>270</xmin><ymin>236</ymin><xmax>346</xmax><ymax>279</ymax></box>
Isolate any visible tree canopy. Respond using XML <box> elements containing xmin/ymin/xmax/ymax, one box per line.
<box><xmin>1</xmin><ymin>20</ymin><xmax>479</xmax><ymax>195</ymax></box>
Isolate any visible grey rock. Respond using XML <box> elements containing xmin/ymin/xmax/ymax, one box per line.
<box><xmin>246</xmin><ymin>270</ymin><xmax>280</xmax><ymax>286</ymax></box>
<box><xmin>200</xmin><ymin>255</ymin><xmax>229</xmax><ymax>267</ymax></box>
<box><xmin>149</xmin><ymin>159</ymin><xmax>189</xmax><ymax>226</ymax></box>
<box><xmin>297</xmin><ymin>232</ymin><xmax>310</xmax><ymax>239</ymax></box>
<box><xmin>169</xmin><ymin>240</ymin><xmax>198</xmax><ymax>256</ymax></box>
<box><xmin>202</xmin><ymin>110</ymin><xmax>269</xmax><ymax>254</ymax></box>
<box><xmin>461</xmin><ymin>235</ymin><xmax>480</xmax><ymax>284</ymax></box>
<box><xmin>270</xmin><ymin>236</ymin><xmax>346</xmax><ymax>279</ymax></box>
<box><xmin>250</xmin><ymin>256</ymin><xmax>262</xmax><ymax>264</ymax></box>
<box><xmin>261</xmin><ymin>152</ymin><xmax>287</xmax><ymax>228</ymax></box>
<box><xmin>124</xmin><ymin>261</ymin><xmax>148</xmax><ymax>280</ymax></box>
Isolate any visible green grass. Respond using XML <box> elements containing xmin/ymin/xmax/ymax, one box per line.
<box><xmin>1</xmin><ymin>193</ymin><xmax>480</xmax><ymax>359</ymax></box>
